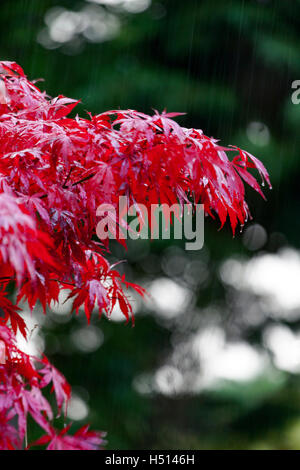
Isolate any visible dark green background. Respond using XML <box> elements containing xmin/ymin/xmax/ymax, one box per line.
<box><xmin>2</xmin><ymin>0</ymin><xmax>300</xmax><ymax>449</ymax></box>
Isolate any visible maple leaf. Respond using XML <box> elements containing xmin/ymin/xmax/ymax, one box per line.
<box><xmin>0</xmin><ymin>293</ymin><xmax>27</xmax><ymax>339</ymax></box>
<box><xmin>39</xmin><ymin>356</ymin><xmax>71</xmax><ymax>414</ymax></box>
<box><xmin>0</xmin><ymin>194</ymin><xmax>57</xmax><ymax>284</ymax></box>
<box><xmin>0</xmin><ymin>409</ymin><xmax>20</xmax><ymax>450</ymax></box>
<box><xmin>31</xmin><ymin>425</ymin><xmax>105</xmax><ymax>450</ymax></box>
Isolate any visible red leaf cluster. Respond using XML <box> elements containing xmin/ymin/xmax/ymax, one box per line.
<box><xmin>0</xmin><ymin>61</ymin><xmax>270</xmax><ymax>449</ymax></box>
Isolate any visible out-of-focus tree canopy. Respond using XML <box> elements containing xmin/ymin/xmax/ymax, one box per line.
<box><xmin>2</xmin><ymin>0</ymin><xmax>300</xmax><ymax>449</ymax></box>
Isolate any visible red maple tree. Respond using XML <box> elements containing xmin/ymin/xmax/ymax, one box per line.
<box><xmin>0</xmin><ymin>61</ymin><xmax>270</xmax><ymax>450</ymax></box>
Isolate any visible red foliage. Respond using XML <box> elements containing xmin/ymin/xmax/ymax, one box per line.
<box><xmin>0</xmin><ymin>61</ymin><xmax>270</xmax><ymax>449</ymax></box>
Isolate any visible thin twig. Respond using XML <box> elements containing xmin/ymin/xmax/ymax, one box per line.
<box><xmin>38</xmin><ymin>172</ymin><xmax>95</xmax><ymax>199</ymax></box>
<box><xmin>62</xmin><ymin>167</ymin><xmax>73</xmax><ymax>188</ymax></box>
<box><xmin>70</xmin><ymin>173</ymin><xmax>95</xmax><ymax>187</ymax></box>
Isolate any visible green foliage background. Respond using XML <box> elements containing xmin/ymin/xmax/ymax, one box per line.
<box><xmin>2</xmin><ymin>0</ymin><xmax>300</xmax><ymax>449</ymax></box>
